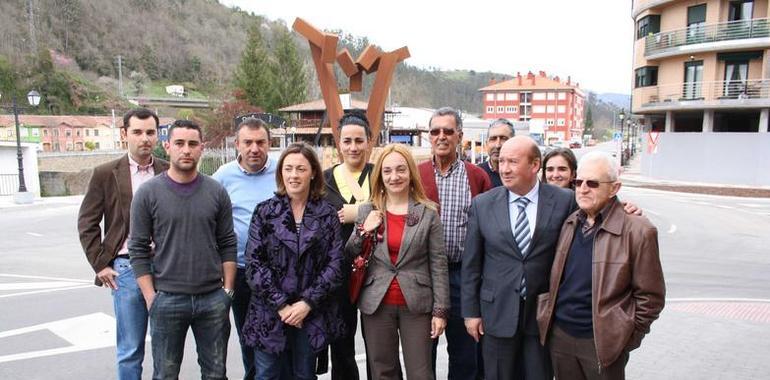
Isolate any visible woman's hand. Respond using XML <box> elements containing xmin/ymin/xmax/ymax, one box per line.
<box><xmin>280</xmin><ymin>300</ymin><xmax>312</xmax><ymax>328</ymax></box>
<box><xmin>362</xmin><ymin>210</ymin><xmax>383</xmax><ymax>233</ymax></box>
<box><xmin>431</xmin><ymin>317</ymin><xmax>447</xmax><ymax>339</ymax></box>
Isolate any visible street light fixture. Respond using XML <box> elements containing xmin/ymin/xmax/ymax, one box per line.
<box><xmin>0</xmin><ymin>89</ymin><xmax>42</xmax><ymax>204</ymax></box>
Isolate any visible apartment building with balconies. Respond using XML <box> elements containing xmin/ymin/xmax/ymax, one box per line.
<box><xmin>633</xmin><ymin>0</ymin><xmax>770</xmax><ymax>131</ymax></box>
<box><xmin>632</xmin><ymin>0</ymin><xmax>770</xmax><ymax>186</ymax></box>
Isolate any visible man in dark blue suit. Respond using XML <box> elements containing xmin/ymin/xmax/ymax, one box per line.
<box><xmin>462</xmin><ymin>136</ymin><xmax>576</xmax><ymax>380</ymax></box>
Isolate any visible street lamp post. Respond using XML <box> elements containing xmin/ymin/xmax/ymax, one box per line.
<box><xmin>1</xmin><ymin>90</ymin><xmax>41</xmax><ymax>204</ymax></box>
<box><xmin>618</xmin><ymin>109</ymin><xmax>626</xmax><ymax>167</ymax></box>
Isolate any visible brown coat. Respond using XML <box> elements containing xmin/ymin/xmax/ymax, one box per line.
<box><xmin>77</xmin><ymin>154</ymin><xmax>168</xmax><ymax>285</ymax></box>
<box><xmin>536</xmin><ymin>198</ymin><xmax>665</xmax><ymax>367</ymax></box>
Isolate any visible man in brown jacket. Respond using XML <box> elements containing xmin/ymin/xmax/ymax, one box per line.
<box><xmin>77</xmin><ymin>108</ymin><xmax>168</xmax><ymax>380</ymax></box>
<box><xmin>537</xmin><ymin>151</ymin><xmax>665</xmax><ymax>379</ymax></box>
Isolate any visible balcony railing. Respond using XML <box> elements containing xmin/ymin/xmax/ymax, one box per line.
<box><xmin>645</xmin><ymin>18</ymin><xmax>770</xmax><ymax>56</ymax></box>
<box><xmin>637</xmin><ymin>79</ymin><xmax>770</xmax><ymax>106</ymax></box>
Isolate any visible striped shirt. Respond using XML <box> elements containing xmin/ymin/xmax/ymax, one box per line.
<box><xmin>434</xmin><ymin>159</ymin><xmax>472</xmax><ymax>263</ymax></box>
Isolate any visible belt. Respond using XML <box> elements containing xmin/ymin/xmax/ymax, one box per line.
<box><xmin>115</xmin><ymin>254</ymin><xmax>130</xmax><ymax>259</ymax></box>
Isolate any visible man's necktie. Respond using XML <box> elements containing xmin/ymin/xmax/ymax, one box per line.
<box><xmin>514</xmin><ymin>197</ymin><xmax>531</xmax><ymax>299</ymax></box>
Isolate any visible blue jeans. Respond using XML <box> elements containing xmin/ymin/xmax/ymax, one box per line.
<box><xmin>112</xmin><ymin>257</ymin><xmax>148</xmax><ymax>380</ymax></box>
<box><xmin>149</xmin><ymin>288</ymin><xmax>232</xmax><ymax>380</ymax></box>
<box><xmin>232</xmin><ymin>268</ymin><xmax>256</xmax><ymax>379</ymax></box>
<box><xmin>432</xmin><ymin>264</ymin><xmax>480</xmax><ymax>380</ymax></box>
<box><xmin>255</xmin><ymin>327</ymin><xmax>317</xmax><ymax>380</ymax></box>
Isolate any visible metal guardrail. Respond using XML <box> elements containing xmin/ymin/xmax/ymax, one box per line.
<box><xmin>645</xmin><ymin>18</ymin><xmax>770</xmax><ymax>56</ymax></box>
<box><xmin>638</xmin><ymin>79</ymin><xmax>770</xmax><ymax>105</ymax></box>
<box><xmin>0</xmin><ymin>173</ymin><xmax>19</xmax><ymax>195</ymax></box>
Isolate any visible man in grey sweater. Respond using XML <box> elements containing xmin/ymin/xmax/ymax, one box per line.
<box><xmin>129</xmin><ymin>120</ymin><xmax>237</xmax><ymax>380</ymax></box>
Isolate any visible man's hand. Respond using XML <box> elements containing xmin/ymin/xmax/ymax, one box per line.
<box><xmin>97</xmin><ymin>266</ymin><xmax>119</xmax><ymax>289</ymax></box>
<box><xmin>622</xmin><ymin>201</ymin><xmax>643</xmax><ymax>216</ymax></box>
<box><xmin>279</xmin><ymin>301</ymin><xmax>312</xmax><ymax>328</ymax></box>
<box><xmin>464</xmin><ymin>317</ymin><xmax>485</xmax><ymax>342</ymax></box>
<box><xmin>431</xmin><ymin>317</ymin><xmax>447</xmax><ymax>339</ymax></box>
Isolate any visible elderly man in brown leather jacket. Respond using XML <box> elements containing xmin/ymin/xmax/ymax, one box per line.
<box><xmin>536</xmin><ymin>151</ymin><xmax>665</xmax><ymax>380</ymax></box>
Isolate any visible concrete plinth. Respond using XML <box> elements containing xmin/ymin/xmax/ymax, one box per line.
<box><xmin>13</xmin><ymin>191</ymin><xmax>35</xmax><ymax>204</ymax></box>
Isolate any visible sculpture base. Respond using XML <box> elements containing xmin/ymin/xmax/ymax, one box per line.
<box><xmin>13</xmin><ymin>191</ymin><xmax>35</xmax><ymax>204</ymax></box>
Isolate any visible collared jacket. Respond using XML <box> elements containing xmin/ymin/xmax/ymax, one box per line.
<box><xmin>241</xmin><ymin>195</ymin><xmax>345</xmax><ymax>354</ymax></box>
<box><xmin>537</xmin><ymin>198</ymin><xmax>666</xmax><ymax>367</ymax></box>
<box><xmin>345</xmin><ymin>201</ymin><xmax>450</xmax><ymax>317</ymax></box>
<box><xmin>77</xmin><ymin>154</ymin><xmax>168</xmax><ymax>286</ymax></box>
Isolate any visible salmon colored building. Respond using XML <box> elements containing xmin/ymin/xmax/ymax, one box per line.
<box><xmin>479</xmin><ymin>71</ymin><xmax>586</xmax><ymax>143</ymax></box>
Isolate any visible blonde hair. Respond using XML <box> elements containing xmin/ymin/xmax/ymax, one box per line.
<box><xmin>370</xmin><ymin>144</ymin><xmax>436</xmax><ymax>212</ymax></box>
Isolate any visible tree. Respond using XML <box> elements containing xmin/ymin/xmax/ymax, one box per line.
<box><xmin>84</xmin><ymin>141</ymin><xmax>95</xmax><ymax>151</ymax></box>
<box><xmin>234</xmin><ymin>21</ymin><xmax>273</xmax><ymax>110</ymax></box>
<box><xmin>584</xmin><ymin>106</ymin><xmax>594</xmax><ymax>136</ymax></box>
<box><xmin>269</xmin><ymin>28</ymin><xmax>307</xmax><ymax>111</ymax></box>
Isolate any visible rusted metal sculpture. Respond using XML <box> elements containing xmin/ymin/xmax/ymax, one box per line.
<box><xmin>293</xmin><ymin>17</ymin><xmax>409</xmax><ymax>147</ymax></box>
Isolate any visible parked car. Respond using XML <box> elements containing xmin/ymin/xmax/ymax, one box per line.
<box><xmin>569</xmin><ymin>141</ymin><xmax>582</xmax><ymax>149</ymax></box>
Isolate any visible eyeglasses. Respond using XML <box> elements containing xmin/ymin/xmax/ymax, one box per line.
<box><xmin>573</xmin><ymin>179</ymin><xmax>615</xmax><ymax>188</ymax></box>
<box><xmin>429</xmin><ymin>128</ymin><xmax>456</xmax><ymax>136</ymax></box>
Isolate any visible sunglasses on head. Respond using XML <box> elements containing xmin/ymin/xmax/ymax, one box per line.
<box><xmin>573</xmin><ymin>179</ymin><xmax>615</xmax><ymax>188</ymax></box>
<box><xmin>429</xmin><ymin>128</ymin><xmax>456</xmax><ymax>136</ymax></box>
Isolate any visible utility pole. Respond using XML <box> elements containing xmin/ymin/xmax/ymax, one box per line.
<box><xmin>116</xmin><ymin>55</ymin><xmax>124</xmax><ymax>97</ymax></box>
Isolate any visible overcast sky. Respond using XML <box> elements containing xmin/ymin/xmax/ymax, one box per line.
<box><xmin>220</xmin><ymin>0</ymin><xmax>635</xmax><ymax>94</ymax></box>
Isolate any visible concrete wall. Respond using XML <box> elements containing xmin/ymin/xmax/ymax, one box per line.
<box><xmin>39</xmin><ymin>170</ymin><xmax>92</xmax><ymax>196</ymax></box>
<box><xmin>38</xmin><ymin>151</ymin><xmax>125</xmax><ymax>172</ymax></box>
<box><xmin>641</xmin><ymin>132</ymin><xmax>770</xmax><ymax>185</ymax></box>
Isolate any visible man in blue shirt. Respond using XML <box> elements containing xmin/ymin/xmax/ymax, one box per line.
<box><xmin>213</xmin><ymin>118</ymin><xmax>277</xmax><ymax>379</ymax></box>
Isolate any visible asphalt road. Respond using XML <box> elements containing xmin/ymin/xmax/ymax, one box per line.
<box><xmin>1</xmin><ymin>186</ymin><xmax>769</xmax><ymax>379</ymax></box>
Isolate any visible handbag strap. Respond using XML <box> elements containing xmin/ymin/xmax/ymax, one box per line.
<box><xmin>361</xmin><ymin>223</ymin><xmax>384</xmax><ymax>263</ymax></box>
<box><xmin>340</xmin><ymin>165</ymin><xmax>367</xmax><ymax>203</ymax></box>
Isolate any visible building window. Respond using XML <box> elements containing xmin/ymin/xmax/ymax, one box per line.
<box><xmin>558</xmin><ymin>92</ymin><xmax>567</xmax><ymax>100</ymax></box>
<box><xmin>94</xmin><ymin>129</ymin><xmax>99</xmax><ymax>137</ymax></box>
<box><xmin>546</xmin><ymin>119</ymin><xmax>555</xmax><ymax>126</ymax></box>
<box><xmin>729</xmin><ymin>1</ymin><xmax>753</xmax><ymax>22</ymax></box>
<box><xmin>519</xmin><ymin>104</ymin><xmax>531</xmax><ymax>117</ymax></box>
<box><xmin>66</xmin><ymin>142</ymin><xmax>73</xmax><ymax>151</ymax></box>
<box><xmin>547</xmin><ymin>92</ymin><xmax>556</xmax><ymax>100</ymax></box>
<box><xmin>486</xmin><ymin>93</ymin><xmax>494</xmax><ymax>101</ymax></box>
<box><xmin>95</xmin><ymin>142</ymin><xmax>100</xmax><ymax>149</ymax></box>
<box><xmin>496</xmin><ymin>93</ymin><xmax>505</xmax><ymax>101</ymax></box>
<box><xmin>486</xmin><ymin>106</ymin><xmax>495</xmax><ymax>113</ymax></box>
<box><xmin>532</xmin><ymin>92</ymin><xmax>546</xmax><ymax>101</ymax></box>
<box><xmin>32</xmin><ymin>129</ymin><xmax>39</xmax><ymax>136</ymax></box>
<box><xmin>724</xmin><ymin>60</ymin><xmax>749</xmax><ymax>97</ymax></box>
<box><xmin>85</xmin><ymin>129</ymin><xmax>90</xmax><ymax>136</ymax></box>
<box><xmin>687</xmin><ymin>4</ymin><xmax>707</xmax><ymax>42</ymax></box>
<box><xmin>557</xmin><ymin>105</ymin><xmax>566</xmax><ymax>113</ymax></box>
<box><xmin>66</xmin><ymin>130</ymin><xmax>72</xmax><ymax>137</ymax></box>
<box><xmin>505</xmin><ymin>92</ymin><xmax>516</xmax><ymax>100</ymax></box>
<box><xmin>520</xmin><ymin>92</ymin><xmax>532</xmax><ymax>103</ymax></box>
<box><xmin>533</xmin><ymin>105</ymin><xmax>546</xmax><ymax>114</ymax></box>
<box><xmin>557</xmin><ymin>119</ymin><xmax>566</xmax><ymax>126</ymax></box>
<box><xmin>506</xmin><ymin>106</ymin><xmax>516</xmax><ymax>113</ymax></box>
<box><xmin>635</xmin><ymin>66</ymin><xmax>658</xmax><ymax>88</ymax></box>
<box><xmin>76</xmin><ymin>130</ymin><xmax>81</xmax><ymax>137</ymax></box>
<box><xmin>53</xmin><ymin>129</ymin><xmax>59</xmax><ymax>137</ymax></box>
<box><xmin>53</xmin><ymin>143</ymin><xmax>60</xmax><ymax>151</ymax></box>
<box><xmin>43</xmin><ymin>129</ymin><xmax>48</xmax><ymax>136</ymax></box>
<box><xmin>496</xmin><ymin>106</ymin><xmax>504</xmax><ymax>113</ymax></box>
<box><xmin>636</xmin><ymin>15</ymin><xmax>661</xmax><ymax>39</ymax></box>
<box><xmin>684</xmin><ymin>60</ymin><xmax>704</xmax><ymax>99</ymax></box>
<box><xmin>6</xmin><ymin>130</ymin><xmax>12</xmax><ymax>137</ymax></box>
<box><xmin>546</xmin><ymin>105</ymin><xmax>555</xmax><ymax>113</ymax></box>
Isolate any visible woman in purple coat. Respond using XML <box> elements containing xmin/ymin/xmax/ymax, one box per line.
<box><xmin>242</xmin><ymin>142</ymin><xmax>345</xmax><ymax>380</ymax></box>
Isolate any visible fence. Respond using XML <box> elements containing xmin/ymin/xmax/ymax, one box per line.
<box><xmin>0</xmin><ymin>173</ymin><xmax>19</xmax><ymax>195</ymax></box>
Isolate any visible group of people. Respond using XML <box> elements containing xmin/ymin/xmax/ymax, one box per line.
<box><xmin>78</xmin><ymin>106</ymin><xmax>665</xmax><ymax>380</ymax></box>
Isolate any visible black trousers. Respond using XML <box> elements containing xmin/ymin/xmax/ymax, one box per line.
<box><xmin>481</xmin><ymin>299</ymin><xmax>552</xmax><ymax>380</ymax></box>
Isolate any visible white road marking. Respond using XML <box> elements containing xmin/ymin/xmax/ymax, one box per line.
<box><xmin>667</xmin><ymin>297</ymin><xmax>770</xmax><ymax>303</ymax></box>
<box><xmin>0</xmin><ymin>273</ymin><xmax>91</xmax><ymax>283</ymax></box>
<box><xmin>738</xmin><ymin>203</ymin><xmax>763</xmax><ymax>208</ymax></box>
<box><xmin>0</xmin><ymin>313</ymin><xmax>116</xmax><ymax>363</ymax></box>
<box><xmin>715</xmin><ymin>205</ymin><xmax>733</xmax><ymax>209</ymax></box>
<box><xmin>25</xmin><ymin>232</ymin><xmax>43</xmax><ymax>237</ymax></box>
<box><xmin>667</xmin><ymin>224</ymin><xmax>677</xmax><ymax>234</ymax></box>
<box><xmin>0</xmin><ymin>285</ymin><xmax>93</xmax><ymax>299</ymax></box>
<box><xmin>0</xmin><ymin>281</ymin><xmax>88</xmax><ymax>291</ymax></box>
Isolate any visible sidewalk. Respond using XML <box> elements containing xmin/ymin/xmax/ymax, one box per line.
<box><xmin>620</xmin><ymin>154</ymin><xmax>770</xmax><ymax>198</ymax></box>
<box><xmin>0</xmin><ymin>194</ymin><xmax>83</xmax><ymax>210</ymax></box>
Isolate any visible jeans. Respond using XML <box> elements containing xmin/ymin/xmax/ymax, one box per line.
<box><xmin>149</xmin><ymin>288</ymin><xmax>232</xmax><ymax>380</ymax></box>
<box><xmin>432</xmin><ymin>264</ymin><xmax>480</xmax><ymax>380</ymax></box>
<box><xmin>112</xmin><ymin>257</ymin><xmax>148</xmax><ymax>380</ymax></box>
<box><xmin>232</xmin><ymin>268</ymin><xmax>256</xmax><ymax>379</ymax></box>
<box><xmin>255</xmin><ymin>327</ymin><xmax>317</xmax><ymax>380</ymax></box>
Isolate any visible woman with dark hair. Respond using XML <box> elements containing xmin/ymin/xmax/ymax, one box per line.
<box><xmin>243</xmin><ymin>142</ymin><xmax>345</xmax><ymax>380</ymax></box>
<box><xmin>321</xmin><ymin>109</ymin><xmax>374</xmax><ymax>379</ymax></box>
<box><xmin>541</xmin><ymin>147</ymin><xmax>578</xmax><ymax>189</ymax></box>
<box><xmin>346</xmin><ymin>144</ymin><xmax>449</xmax><ymax>380</ymax></box>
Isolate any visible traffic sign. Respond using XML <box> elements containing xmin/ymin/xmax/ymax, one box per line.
<box><xmin>613</xmin><ymin>131</ymin><xmax>622</xmax><ymax>141</ymax></box>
